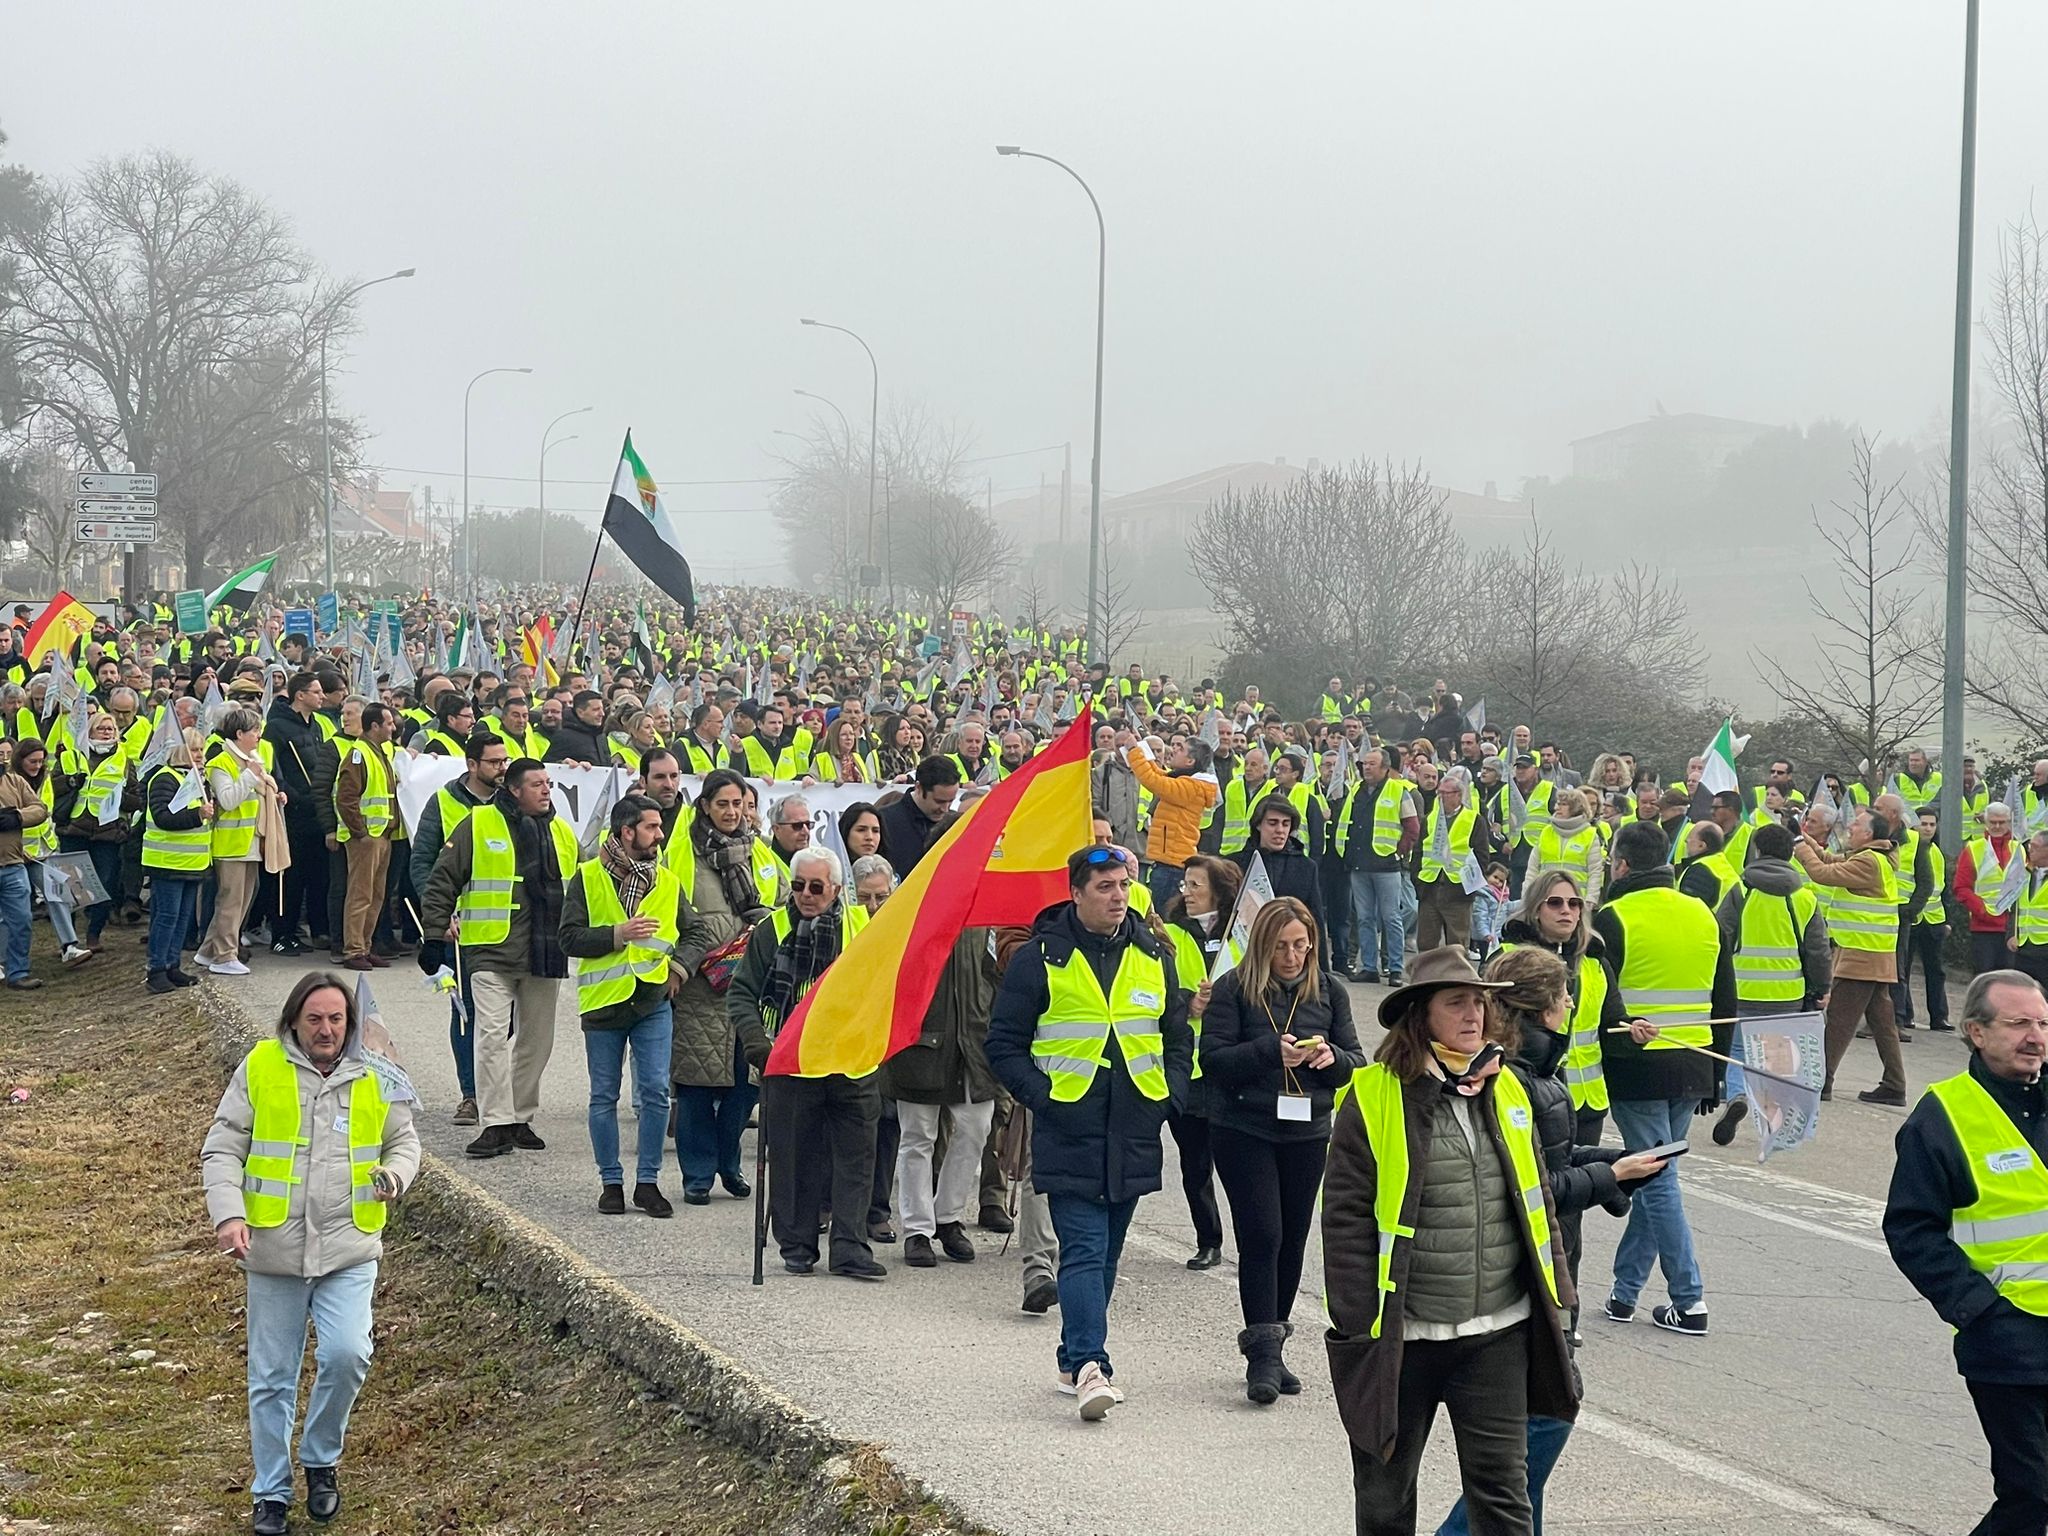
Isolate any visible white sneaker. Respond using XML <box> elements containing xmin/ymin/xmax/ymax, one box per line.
<box><xmin>208</xmin><ymin>959</ymin><xmax>251</xmax><ymax>976</ymax></box>
<box><xmin>1074</xmin><ymin>1361</ymin><xmax>1119</xmax><ymax>1420</ymax></box>
<box><xmin>1056</xmin><ymin>1371</ymin><xmax>1123</xmax><ymax>1402</ymax></box>
<box><xmin>61</xmin><ymin>945</ymin><xmax>94</xmax><ymax>968</ymax></box>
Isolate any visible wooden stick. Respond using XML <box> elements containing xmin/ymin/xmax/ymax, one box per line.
<box><xmin>1602</xmin><ymin>1026</ymin><xmax>1808</xmax><ymax>1088</ymax></box>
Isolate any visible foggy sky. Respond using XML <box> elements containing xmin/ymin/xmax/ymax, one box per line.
<box><xmin>7</xmin><ymin>2</ymin><xmax>2041</xmax><ymax>581</ymax></box>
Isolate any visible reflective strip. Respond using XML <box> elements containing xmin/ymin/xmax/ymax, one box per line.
<box><xmin>640</xmin><ymin>937</ymin><xmax>675</xmax><ymax>956</ymax></box>
<box><xmin>577</xmin><ymin>960</ymin><xmax>636</xmax><ymax>986</ymax></box>
<box><xmin>1625</xmin><ymin>988</ymin><xmax>1712</xmax><ymax>1006</ymax></box>
<box><xmin>350</xmin><ymin>1144</ymin><xmax>382</xmax><ymax>1165</ymax></box>
<box><xmin>246</xmin><ymin>1138</ymin><xmax>301</xmax><ymax>1159</ymax></box>
<box><xmin>242</xmin><ymin>1174</ymin><xmax>293</xmax><ymax>1199</ymax></box>
<box><xmin>1736</xmin><ymin>945</ymin><xmax>1798</xmax><ymax>960</ymax></box>
<box><xmin>1035</xmin><ymin>1021</ymin><xmax>1112</xmax><ymax>1042</ymax></box>
<box><xmin>1956</xmin><ymin>1210</ymin><xmax>2048</xmax><ymax>1246</ymax></box>
<box><xmin>1035</xmin><ymin>1051</ymin><xmax>1104</xmax><ymax>1076</ymax></box>
<box><xmin>466</xmin><ymin>878</ymin><xmax>517</xmax><ymax>895</ymax></box>
<box><xmin>1122</xmin><ymin>1051</ymin><xmax>1165</xmax><ymax>1078</ymax></box>
<box><xmin>1562</xmin><ymin>1060</ymin><xmax>1601</xmax><ymax>1086</ymax></box>
<box><xmin>1522</xmin><ymin>1185</ymin><xmax>1545</xmax><ymax>1214</ymax></box>
<box><xmin>1988</xmin><ymin>1262</ymin><xmax>2048</xmax><ymax>1288</ymax></box>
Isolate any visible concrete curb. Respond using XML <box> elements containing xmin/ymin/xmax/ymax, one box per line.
<box><xmin>197</xmin><ymin>982</ymin><xmax>989</xmax><ymax>1536</ymax></box>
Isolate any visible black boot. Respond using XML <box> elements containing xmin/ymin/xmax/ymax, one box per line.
<box><xmin>1274</xmin><ymin>1321</ymin><xmax>1302</xmax><ymax>1395</ymax></box>
<box><xmin>1238</xmin><ymin>1323</ymin><xmax>1287</xmax><ymax>1405</ymax></box>
<box><xmin>146</xmin><ymin>967</ymin><xmax>175</xmax><ymax>994</ymax></box>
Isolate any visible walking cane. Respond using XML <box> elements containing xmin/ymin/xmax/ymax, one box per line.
<box><xmin>751</xmin><ymin>1103</ymin><xmax>769</xmax><ymax>1286</ymax></box>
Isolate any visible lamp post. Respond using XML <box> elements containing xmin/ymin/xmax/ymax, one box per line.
<box><xmin>320</xmin><ymin>267</ymin><xmax>415</xmax><ymax>595</ymax></box>
<box><xmin>1939</xmin><ymin>0</ymin><xmax>1980</xmax><ymax>861</ymax></box>
<box><xmin>538</xmin><ymin>405</ymin><xmax>593</xmax><ymax>588</ymax></box>
<box><xmin>997</xmin><ymin>145</ymin><xmax>1106</xmax><ymax>663</ymax></box>
<box><xmin>462</xmin><ymin>366</ymin><xmax>532</xmax><ymax>606</ymax></box>
<box><xmin>796</xmin><ymin>388</ymin><xmax>856</xmax><ymax>604</ymax></box>
<box><xmin>799</xmin><ymin>320</ymin><xmax>878</xmax><ymax>603</ymax></box>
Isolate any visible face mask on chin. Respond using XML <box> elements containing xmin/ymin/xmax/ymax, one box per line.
<box><xmin>89</xmin><ymin>738</ymin><xmax>115</xmax><ymax>755</ymax></box>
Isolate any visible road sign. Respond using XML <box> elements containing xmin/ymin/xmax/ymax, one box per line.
<box><xmin>75</xmin><ymin>518</ymin><xmax>157</xmax><ymax>543</ymax></box>
<box><xmin>76</xmin><ymin>498</ymin><xmax>157</xmax><ymax>519</ymax></box>
<box><xmin>76</xmin><ymin>472</ymin><xmax>158</xmax><ymax>498</ymax></box>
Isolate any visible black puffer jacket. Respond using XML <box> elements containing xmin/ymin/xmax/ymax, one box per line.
<box><xmin>1199</xmin><ymin>968</ymin><xmax>1365</xmax><ymax>1141</ymax></box>
<box><xmin>986</xmin><ymin>904</ymin><xmax>1195</xmax><ymax>1203</ymax></box>
<box><xmin>1229</xmin><ymin>840</ymin><xmax>1326</xmax><ymax>939</ymax></box>
<box><xmin>1509</xmin><ymin>1014</ymin><xmax>1641</xmax><ymax>1286</ymax></box>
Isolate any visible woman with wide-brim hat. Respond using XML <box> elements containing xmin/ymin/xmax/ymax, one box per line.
<box><xmin>1322</xmin><ymin>945</ymin><xmax>1580</xmax><ymax>1536</ymax></box>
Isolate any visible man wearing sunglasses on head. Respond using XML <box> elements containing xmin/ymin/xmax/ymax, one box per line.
<box><xmin>730</xmin><ymin>845</ymin><xmax>878</xmax><ymax>1280</ymax></box>
<box><xmin>985</xmin><ymin>842</ymin><xmax>1196</xmax><ymax>1421</ymax></box>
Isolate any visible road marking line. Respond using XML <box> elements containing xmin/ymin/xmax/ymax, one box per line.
<box><xmin>1690</xmin><ymin>1157</ymin><xmax>1889</xmax><ymax>1220</ymax></box>
<box><xmin>1682</xmin><ymin>1181</ymin><xmax>1892</xmax><ymax>1256</ymax></box>
<box><xmin>1576</xmin><ymin>1408</ymin><xmax>1910</xmax><ymax>1535</ymax></box>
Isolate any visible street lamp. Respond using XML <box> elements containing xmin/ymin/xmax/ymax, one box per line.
<box><xmin>796</xmin><ymin>388</ymin><xmax>856</xmax><ymax>604</ymax></box>
<box><xmin>1938</xmin><ymin>0</ymin><xmax>1980</xmax><ymax>861</ymax></box>
<box><xmin>538</xmin><ymin>405</ymin><xmax>593</xmax><ymax>587</ymax></box>
<box><xmin>320</xmin><ymin>267</ymin><xmax>415</xmax><ymax>594</ymax></box>
<box><xmin>462</xmin><ymin>366</ymin><xmax>533</xmax><ymax>606</ymax></box>
<box><xmin>800</xmin><ymin>319</ymin><xmax>879</xmax><ymax>604</ymax></box>
<box><xmin>997</xmin><ymin>144</ymin><xmax>1108</xmax><ymax>663</ymax></box>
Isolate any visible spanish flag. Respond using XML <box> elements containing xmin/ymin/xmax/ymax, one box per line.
<box><xmin>765</xmin><ymin>708</ymin><xmax>1094</xmax><ymax>1078</ymax></box>
<box><xmin>22</xmin><ymin>591</ymin><xmax>95</xmax><ymax>667</ymax></box>
<box><xmin>521</xmin><ymin>623</ymin><xmax>560</xmax><ymax>686</ymax></box>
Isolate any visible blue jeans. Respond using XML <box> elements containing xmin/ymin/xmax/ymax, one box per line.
<box><xmin>1146</xmin><ymin>861</ymin><xmax>1184</xmax><ymax>912</ymax></box>
<box><xmin>672</xmin><ymin>1032</ymin><xmax>757</xmax><ymax>1195</ymax></box>
<box><xmin>1350</xmin><ymin>869</ymin><xmax>1407</xmax><ymax>975</ymax></box>
<box><xmin>1437</xmin><ymin>1414</ymin><xmax>1574</xmax><ymax>1536</ymax></box>
<box><xmin>1047</xmin><ymin>1192</ymin><xmax>1138</xmax><ymax>1378</ymax></box>
<box><xmin>147</xmin><ymin>874</ymin><xmax>200</xmax><ymax>973</ymax></box>
<box><xmin>448</xmin><ymin>968</ymin><xmax>478</xmax><ymax>1099</ymax></box>
<box><xmin>0</xmin><ymin>863</ymin><xmax>31</xmax><ymax>978</ymax></box>
<box><xmin>584</xmin><ymin>1002</ymin><xmax>674</xmax><ymax>1187</ymax></box>
<box><xmin>1608</xmin><ymin>1096</ymin><xmax>1704</xmax><ymax>1310</ymax></box>
<box><xmin>245</xmin><ymin>1261</ymin><xmax>377</xmax><ymax>1506</ymax></box>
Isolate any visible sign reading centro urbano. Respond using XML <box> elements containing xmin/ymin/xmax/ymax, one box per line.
<box><xmin>76</xmin><ymin>472</ymin><xmax>158</xmax><ymax>498</ymax></box>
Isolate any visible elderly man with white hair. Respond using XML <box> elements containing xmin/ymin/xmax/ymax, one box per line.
<box><xmin>1414</xmin><ymin>765</ymin><xmax>1483</xmax><ymax>951</ymax></box>
<box><xmin>1958</xmin><ymin>801</ymin><xmax>2026</xmax><ymax>978</ymax></box>
<box><xmin>729</xmin><ymin>844</ymin><xmax>883</xmax><ymax>1279</ymax></box>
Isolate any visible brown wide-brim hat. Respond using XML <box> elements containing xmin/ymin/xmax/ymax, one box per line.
<box><xmin>1376</xmin><ymin>944</ymin><xmax>1512</xmax><ymax>1029</ymax></box>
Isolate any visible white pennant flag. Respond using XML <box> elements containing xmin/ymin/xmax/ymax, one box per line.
<box><xmin>1213</xmin><ymin>851</ymin><xmax>1276</xmax><ymax>980</ymax></box>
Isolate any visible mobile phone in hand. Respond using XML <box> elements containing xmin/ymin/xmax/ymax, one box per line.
<box><xmin>1639</xmin><ymin>1140</ymin><xmax>1690</xmax><ymax>1160</ymax></box>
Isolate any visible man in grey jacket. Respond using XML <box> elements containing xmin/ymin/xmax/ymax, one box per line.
<box><xmin>202</xmin><ymin>973</ymin><xmax>420</xmax><ymax>1536</ymax></box>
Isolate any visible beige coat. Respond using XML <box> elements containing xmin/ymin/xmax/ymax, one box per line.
<box><xmin>201</xmin><ymin>1024</ymin><xmax>421</xmax><ymax>1278</ymax></box>
<box><xmin>1792</xmin><ymin>839</ymin><xmax>1898</xmax><ymax>983</ymax></box>
<box><xmin>0</xmin><ymin>769</ymin><xmax>50</xmax><ymax>867</ymax></box>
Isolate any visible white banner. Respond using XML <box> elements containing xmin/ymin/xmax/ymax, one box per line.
<box><xmin>389</xmin><ymin>752</ymin><xmax>885</xmax><ymax>877</ymax></box>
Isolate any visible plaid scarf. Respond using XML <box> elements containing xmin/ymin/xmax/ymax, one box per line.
<box><xmin>763</xmin><ymin>899</ymin><xmax>846</xmax><ymax>1025</ymax></box>
<box><xmin>598</xmin><ymin>833</ymin><xmax>659</xmax><ymax>912</ymax></box>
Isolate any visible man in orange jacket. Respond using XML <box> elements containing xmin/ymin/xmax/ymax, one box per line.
<box><xmin>1125</xmin><ymin>732</ymin><xmax>1219</xmax><ymax>910</ymax></box>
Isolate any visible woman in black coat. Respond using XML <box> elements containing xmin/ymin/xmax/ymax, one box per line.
<box><xmin>1198</xmin><ymin>894</ymin><xmax>1367</xmax><ymax>1404</ymax></box>
<box><xmin>1158</xmin><ymin>854</ymin><xmax>1243</xmax><ymax>1271</ymax></box>
<box><xmin>1228</xmin><ymin>792</ymin><xmax>1326</xmax><ymax>938</ymax></box>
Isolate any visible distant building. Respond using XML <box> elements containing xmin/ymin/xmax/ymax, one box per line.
<box><xmin>1568</xmin><ymin>412</ymin><xmax>1777</xmax><ymax>481</ymax></box>
<box><xmin>332</xmin><ymin>476</ymin><xmax>426</xmax><ymax>542</ymax></box>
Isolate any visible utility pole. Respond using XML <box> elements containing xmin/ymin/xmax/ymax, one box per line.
<box><xmin>1939</xmin><ymin>0</ymin><xmax>1980</xmax><ymax>860</ymax></box>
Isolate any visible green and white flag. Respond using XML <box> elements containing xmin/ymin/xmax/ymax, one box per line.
<box><xmin>1699</xmin><ymin>717</ymin><xmax>1749</xmax><ymax>797</ymax></box>
<box><xmin>602</xmin><ymin>432</ymin><xmax>697</xmax><ymax>623</ymax></box>
<box><xmin>206</xmin><ymin>551</ymin><xmax>280</xmax><ymax>613</ymax></box>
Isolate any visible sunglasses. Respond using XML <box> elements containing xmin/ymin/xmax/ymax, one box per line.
<box><xmin>1082</xmin><ymin>846</ymin><xmax>1129</xmax><ymax>867</ymax></box>
<box><xmin>791</xmin><ymin>878</ymin><xmax>833</xmax><ymax>897</ymax></box>
<box><xmin>1541</xmin><ymin>895</ymin><xmax>1584</xmax><ymax>912</ymax></box>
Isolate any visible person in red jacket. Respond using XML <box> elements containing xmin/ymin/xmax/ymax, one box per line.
<box><xmin>1955</xmin><ymin>801</ymin><xmax>2022</xmax><ymax>977</ymax></box>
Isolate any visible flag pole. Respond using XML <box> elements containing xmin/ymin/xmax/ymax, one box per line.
<box><xmin>1601</xmin><ymin>1026</ymin><xmax>1805</xmax><ymax>1088</ymax></box>
<box><xmin>572</xmin><ymin>433</ymin><xmax>628</xmax><ymax>649</ymax></box>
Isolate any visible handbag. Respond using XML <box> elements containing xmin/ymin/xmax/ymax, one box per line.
<box><xmin>699</xmin><ymin>925</ymin><xmax>754</xmax><ymax>994</ymax></box>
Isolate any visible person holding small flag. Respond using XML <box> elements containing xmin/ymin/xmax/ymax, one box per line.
<box><xmin>143</xmin><ymin>726</ymin><xmax>214</xmax><ymax>994</ymax></box>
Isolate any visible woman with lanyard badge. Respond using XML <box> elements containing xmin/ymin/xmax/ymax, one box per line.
<box><xmin>1157</xmin><ymin>854</ymin><xmax>1243</xmax><ymax>1271</ymax></box>
<box><xmin>1198</xmin><ymin>895</ymin><xmax>1366</xmax><ymax>1403</ymax></box>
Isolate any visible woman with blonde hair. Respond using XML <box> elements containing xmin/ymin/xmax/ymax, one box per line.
<box><xmin>1200</xmin><ymin>896</ymin><xmax>1366</xmax><ymax>1403</ymax></box>
<box><xmin>195</xmin><ymin>706</ymin><xmax>285</xmax><ymax>977</ymax></box>
<box><xmin>1323</xmin><ymin>946</ymin><xmax>1577</xmax><ymax>1532</ymax></box>
<box><xmin>1158</xmin><ymin>854</ymin><xmax>1242</xmax><ymax>1271</ymax></box>
<box><xmin>1432</xmin><ymin>945</ymin><xmax>1664</xmax><ymax>1536</ymax></box>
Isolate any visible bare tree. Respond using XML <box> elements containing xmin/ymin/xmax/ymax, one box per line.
<box><xmin>3</xmin><ymin>151</ymin><xmax>346</xmax><ymax>582</ymax></box>
<box><xmin>1756</xmin><ymin>433</ymin><xmax>1939</xmax><ymax>786</ymax></box>
<box><xmin>1011</xmin><ymin>567</ymin><xmax>1062</xmax><ymax>635</ymax></box>
<box><xmin>1190</xmin><ymin>459</ymin><xmax>1462</xmax><ymax>693</ymax></box>
<box><xmin>896</xmin><ymin>491</ymin><xmax>1016</xmax><ymax>616</ymax></box>
<box><xmin>1094</xmin><ymin>543</ymin><xmax>1147</xmax><ymax>662</ymax></box>
<box><xmin>1920</xmin><ymin>212</ymin><xmax>2048</xmax><ymax>741</ymax></box>
<box><xmin>18</xmin><ymin>440</ymin><xmax>89</xmax><ymax>588</ymax></box>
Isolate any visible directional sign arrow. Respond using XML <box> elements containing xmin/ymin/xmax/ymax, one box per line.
<box><xmin>76</xmin><ymin>498</ymin><xmax>157</xmax><ymax>518</ymax></box>
<box><xmin>76</xmin><ymin>472</ymin><xmax>158</xmax><ymax>497</ymax></box>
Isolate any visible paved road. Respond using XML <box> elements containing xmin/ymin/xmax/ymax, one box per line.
<box><xmin>231</xmin><ymin>955</ymin><xmax>1990</xmax><ymax>1535</ymax></box>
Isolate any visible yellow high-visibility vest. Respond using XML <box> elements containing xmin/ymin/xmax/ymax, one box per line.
<box><xmin>1030</xmin><ymin>940</ymin><xmax>1171</xmax><ymax>1103</ymax></box>
<box><xmin>1927</xmin><ymin>1071</ymin><xmax>2048</xmax><ymax>1317</ymax></box>
<box><xmin>241</xmin><ymin>1037</ymin><xmax>389</xmax><ymax>1235</ymax></box>
<box><xmin>1732</xmin><ymin>883</ymin><xmax>1818</xmax><ymax>1003</ymax></box>
<box><xmin>206</xmin><ymin>741</ymin><xmax>275</xmax><ymax>858</ymax></box>
<box><xmin>455</xmin><ymin>805</ymin><xmax>578</xmax><ymax>945</ymax></box>
<box><xmin>333</xmin><ymin>739</ymin><xmax>391</xmax><ymax>843</ymax></box>
<box><xmin>141</xmin><ymin>764</ymin><xmax>211</xmax><ymax>872</ymax></box>
<box><xmin>1603</xmin><ymin>884</ymin><xmax>1719</xmax><ymax>1051</ymax></box>
<box><xmin>573</xmin><ymin>859</ymin><xmax>683</xmax><ymax>1014</ymax></box>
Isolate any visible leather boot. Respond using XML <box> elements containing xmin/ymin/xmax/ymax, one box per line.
<box><xmin>1275</xmin><ymin>1320</ymin><xmax>1302</xmax><ymax>1395</ymax></box>
<box><xmin>1238</xmin><ymin>1323</ymin><xmax>1288</xmax><ymax>1405</ymax></box>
